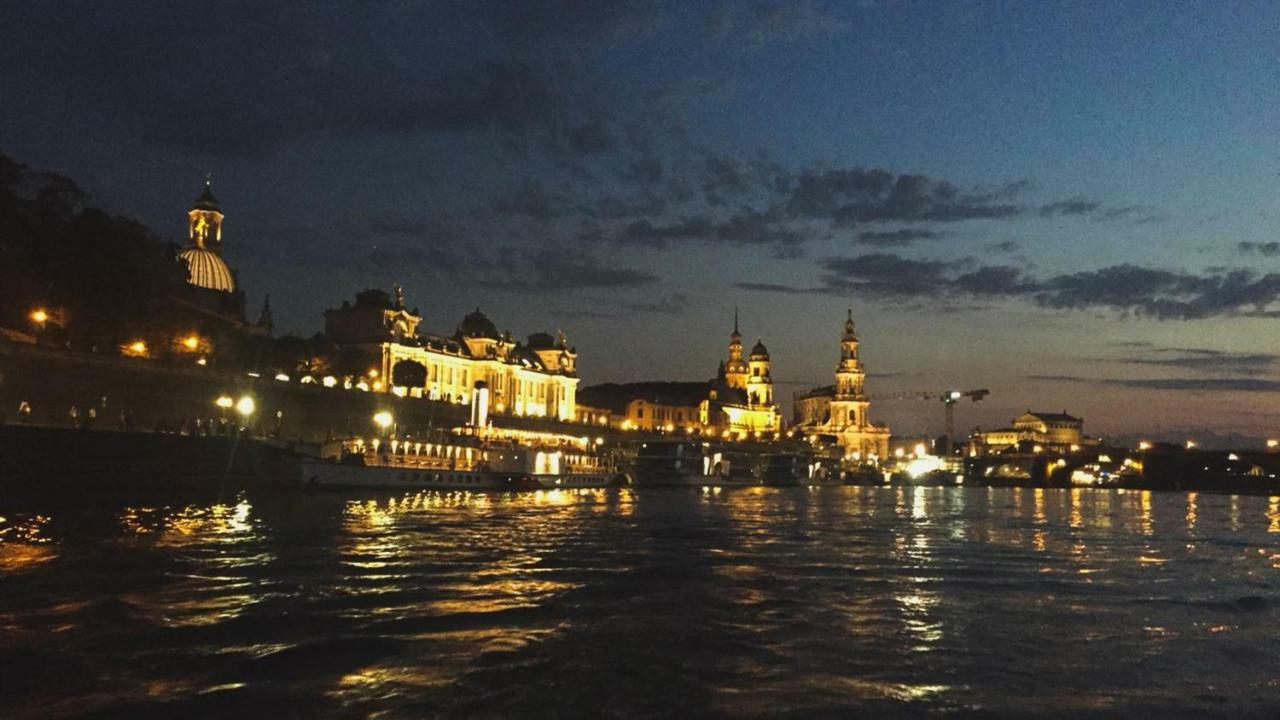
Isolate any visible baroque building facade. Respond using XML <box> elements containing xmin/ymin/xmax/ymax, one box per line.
<box><xmin>793</xmin><ymin>310</ymin><xmax>891</xmax><ymax>460</ymax></box>
<box><xmin>323</xmin><ymin>288</ymin><xmax>579</xmax><ymax>421</ymax></box>
<box><xmin>968</xmin><ymin>411</ymin><xmax>1094</xmax><ymax>456</ymax></box>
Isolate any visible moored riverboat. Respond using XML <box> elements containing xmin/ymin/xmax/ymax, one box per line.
<box><xmin>760</xmin><ymin>452</ymin><xmax>844</xmax><ymax>486</ymax></box>
<box><xmin>302</xmin><ymin>427</ymin><xmax>617</xmax><ymax>491</ymax></box>
<box><xmin>630</xmin><ymin>439</ymin><xmax>762</xmax><ymax>487</ymax></box>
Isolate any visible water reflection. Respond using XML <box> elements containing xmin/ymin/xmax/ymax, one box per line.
<box><xmin>2</xmin><ymin>487</ymin><xmax>1280</xmax><ymax>719</ymax></box>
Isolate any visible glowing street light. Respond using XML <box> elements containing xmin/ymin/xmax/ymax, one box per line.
<box><xmin>235</xmin><ymin>396</ymin><xmax>255</xmax><ymax>417</ymax></box>
<box><xmin>1138</xmin><ymin>440</ymin><xmax>1152</xmax><ymax>451</ymax></box>
<box><xmin>215</xmin><ymin>395</ymin><xmax>234</xmax><ymax>410</ymax></box>
<box><xmin>182</xmin><ymin>334</ymin><xmax>200</xmax><ymax>351</ymax></box>
<box><xmin>29</xmin><ymin>308</ymin><xmax>48</xmax><ymax>325</ymax></box>
<box><xmin>373</xmin><ymin>411</ymin><xmax>394</xmax><ymax>430</ymax></box>
<box><xmin>1185</xmin><ymin>439</ymin><xmax>1197</xmax><ymax>450</ymax></box>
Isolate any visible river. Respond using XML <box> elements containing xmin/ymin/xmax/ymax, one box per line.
<box><xmin>2</xmin><ymin>485</ymin><xmax>1279</xmax><ymax>718</ymax></box>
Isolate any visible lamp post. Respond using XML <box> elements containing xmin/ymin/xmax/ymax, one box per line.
<box><xmin>236</xmin><ymin>396</ymin><xmax>255</xmax><ymax>435</ymax></box>
<box><xmin>373</xmin><ymin>411</ymin><xmax>394</xmax><ymax>439</ymax></box>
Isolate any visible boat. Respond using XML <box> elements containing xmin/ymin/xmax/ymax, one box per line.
<box><xmin>302</xmin><ymin>428</ymin><xmax>618</xmax><ymax>491</ymax></box>
<box><xmin>760</xmin><ymin>452</ymin><xmax>844</xmax><ymax>486</ymax></box>
<box><xmin>1069</xmin><ymin>454</ymin><xmax>1141</xmax><ymax>487</ymax></box>
<box><xmin>630</xmin><ymin>439</ymin><xmax>762</xmax><ymax>487</ymax></box>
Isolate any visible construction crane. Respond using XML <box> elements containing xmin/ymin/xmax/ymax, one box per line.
<box><xmin>871</xmin><ymin>389</ymin><xmax>990</xmax><ymax>457</ymax></box>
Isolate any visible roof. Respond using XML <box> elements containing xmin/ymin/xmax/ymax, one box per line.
<box><xmin>1021</xmin><ymin>411</ymin><xmax>1082</xmax><ymax>423</ymax></box>
<box><xmin>178</xmin><ymin>247</ymin><xmax>234</xmax><ymax>293</ymax></box>
<box><xmin>191</xmin><ymin>181</ymin><xmax>221</xmax><ymax>212</ymax></box>
<box><xmin>578</xmin><ymin>381</ymin><xmax>712</xmax><ymax>414</ymax></box>
<box><xmin>458</xmin><ymin>307</ymin><xmax>501</xmax><ymax>340</ymax></box>
<box><xmin>750</xmin><ymin>338</ymin><xmax>769</xmax><ymax>357</ymax></box>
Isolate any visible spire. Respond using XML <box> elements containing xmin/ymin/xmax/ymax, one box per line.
<box><xmin>393</xmin><ymin>284</ymin><xmax>404</xmax><ymax>309</ymax></box>
<box><xmin>731</xmin><ymin>306</ymin><xmax>742</xmax><ymax>343</ymax></box>
<box><xmin>843</xmin><ymin>307</ymin><xmax>856</xmax><ymax>339</ymax></box>
<box><xmin>257</xmin><ymin>294</ymin><xmax>274</xmax><ymax>334</ymax></box>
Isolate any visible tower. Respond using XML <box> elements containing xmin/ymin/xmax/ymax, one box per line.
<box><xmin>724</xmin><ymin>307</ymin><xmax>748</xmax><ymax>390</ymax></box>
<box><xmin>746</xmin><ymin>338</ymin><xmax>773</xmax><ymax>407</ymax></box>
<box><xmin>178</xmin><ymin>177</ymin><xmax>236</xmax><ymax>294</ymax></box>
<box><xmin>188</xmin><ymin>176</ymin><xmax>224</xmax><ymax>251</ymax></box>
<box><xmin>830</xmin><ymin>309</ymin><xmax>869</xmax><ymax>428</ymax></box>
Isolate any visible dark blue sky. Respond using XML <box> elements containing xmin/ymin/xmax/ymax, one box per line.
<box><xmin>4</xmin><ymin>1</ymin><xmax>1280</xmax><ymax>438</ymax></box>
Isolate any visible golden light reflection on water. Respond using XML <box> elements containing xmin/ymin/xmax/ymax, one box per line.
<box><xmin>1268</xmin><ymin>496</ymin><xmax>1279</xmax><ymax>534</ymax></box>
<box><xmin>118</xmin><ymin>499</ymin><xmax>256</xmax><ymax>545</ymax></box>
<box><xmin>1186</xmin><ymin>492</ymin><xmax>1198</xmax><ymax>532</ymax></box>
<box><xmin>0</xmin><ymin>514</ymin><xmax>57</xmax><ymax>571</ymax></box>
<box><xmin>1138</xmin><ymin>491</ymin><xmax>1154</xmax><ymax>536</ymax></box>
<box><xmin>1069</xmin><ymin>488</ymin><xmax>1083</xmax><ymax>529</ymax></box>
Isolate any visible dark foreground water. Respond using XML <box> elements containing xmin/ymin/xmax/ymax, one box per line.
<box><xmin>2</xmin><ymin>485</ymin><xmax>1279</xmax><ymax>719</ymax></box>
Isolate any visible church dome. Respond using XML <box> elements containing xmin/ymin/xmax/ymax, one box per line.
<box><xmin>751</xmin><ymin>339</ymin><xmax>769</xmax><ymax>358</ymax></box>
<box><xmin>179</xmin><ymin>247</ymin><xmax>235</xmax><ymax>293</ymax></box>
<box><xmin>458</xmin><ymin>307</ymin><xmax>501</xmax><ymax>340</ymax></box>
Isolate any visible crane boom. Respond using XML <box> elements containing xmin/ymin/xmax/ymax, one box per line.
<box><xmin>871</xmin><ymin>389</ymin><xmax>990</xmax><ymax>457</ymax></box>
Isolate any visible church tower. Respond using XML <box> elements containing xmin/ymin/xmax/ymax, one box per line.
<box><xmin>724</xmin><ymin>308</ymin><xmax>748</xmax><ymax>390</ymax></box>
<box><xmin>178</xmin><ymin>178</ymin><xmax>236</xmax><ymax>294</ymax></box>
<box><xmin>188</xmin><ymin>177</ymin><xmax>224</xmax><ymax>251</ymax></box>
<box><xmin>746</xmin><ymin>338</ymin><xmax>773</xmax><ymax>407</ymax></box>
<box><xmin>829</xmin><ymin>309</ymin><xmax>869</xmax><ymax>428</ymax></box>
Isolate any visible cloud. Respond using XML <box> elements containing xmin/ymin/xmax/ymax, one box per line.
<box><xmin>787</xmin><ymin>169</ymin><xmax>1023</xmax><ymax>225</ymax></box>
<box><xmin>619</xmin><ymin>209</ymin><xmax>810</xmax><ymax>250</ymax></box>
<box><xmin>1107</xmin><ymin>347</ymin><xmax>1279</xmax><ymax>376</ymax></box>
<box><xmin>1239</xmin><ymin>241</ymin><xmax>1280</xmax><ymax>257</ymax></box>
<box><xmin>493</xmin><ymin>181</ymin><xmax>573</xmax><ymax>219</ymax></box>
<box><xmin>745</xmin><ymin>1</ymin><xmax>850</xmax><ymax>44</ymax></box>
<box><xmin>738</xmin><ymin>253</ymin><xmax>1280</xmax><ymax>320</ymax></box>
<box><xmin>481</xmin><ymin>248</ymin><xmax>658</xmax><ymax>291</ymax></box>
<box><xmin>1028</xmin><ymin>374</ymin><xmax>1280</xmax><ymax>393</ymax></box>
<box><xmin>1034</xmin><ymin>265</ymin><xmax>1280</xmax><ymax>319</ymax></box>
<box><xmin>1038</xmin><ymin>199</ymin><xmax>1100</xmax><ymax>217</ymax></box>
<box><xmin>855</xmin><ymin>228</ymin><xmax>942</xmax><ymax>246</ymax></box>
<box><xmin>559</xmin><ymin>292</ymin><xmax>688</xmax><ymax>318</ymax></box>
<box><xmin>1039</xmin><ymin>199</ymin><xmax>1153</xmax><ymax>221</ymax></box>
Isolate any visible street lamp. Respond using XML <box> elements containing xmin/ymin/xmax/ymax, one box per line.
<box><xmin>215</xmin><ymin>395</ymin><xmax>234</xmax><ymax>410</ymax></box>
<box><xmin>373</xmin><ymin>411</ymin><xmax>394</xmax><ymax>438</ymax></box>
<box><xmin>236</xmin><ymin>396</ymin><xmax>255</xmax><ymax>417</ymax></box>
<box><xmin>29</xmin><ymin>308</ymin><xmax>48</xmax><ymax>326</ymax></box>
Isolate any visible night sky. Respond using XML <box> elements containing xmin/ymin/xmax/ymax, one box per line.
<box><xmin>4</xmin><ymin>1</ymin><xmax>1279</xmax><ymax>441</ymax></box>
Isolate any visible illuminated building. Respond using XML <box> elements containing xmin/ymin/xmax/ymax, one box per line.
<box><xmin>792</xmin><ymin>310</ymin><xmax>891</xmax><ymax>459</ymax></box>
<box><xmin>179</xmin><ymin>179</ymin><xmax>234</xmax><ymax>293</ymax></box>
<box><xmin>118</xmin><ymin>179</ymin><xmax>272</xmax><ymax>362</ymax></box>
<box><xmin>969</xmin><ymin>410</ymin><xmax>1095</xmax><ymax>456</ymax></box>
<box><xmin>576</xmin><ymin>311</ymin><xmax>782</xmax><ymax>437</ymax></box>
<box><xmin>323</xmin><ymin>289</ymin><xmax>579</xmax><ymax>420</ymax></box>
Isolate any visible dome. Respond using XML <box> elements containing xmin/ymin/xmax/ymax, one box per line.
<box><xmin>179</xmin><ymin>247</ymin><xmax>235</xmax><ymax>293</ymax></box>
<box><xmin>458</xmin><ymin>307</ymin><xmax>500</xmax><ymax>340</ymax></box>
<box><xmin>751</xmin><ymin>338</ymin><xmax>769</xmax><ymax>358</ymax></box>
<box><xmin>191</xmin><ymin>182</ymin><xmax>221</xmax><ymax>212</ymax></box>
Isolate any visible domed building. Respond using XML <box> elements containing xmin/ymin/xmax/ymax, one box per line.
<box><xmin>322</xmin><ymin>292</ymin><xmax>580</xmax><ymax>420</ymax></box>
<box><xmin>160</xmin><ymin>179</ymin><xmax>271</xmax><ymax>354</ymax></box>
<box><xmin>176</xmin><ymin>179</ymin><xmax>242</xmax><ymax>310</ymax></box>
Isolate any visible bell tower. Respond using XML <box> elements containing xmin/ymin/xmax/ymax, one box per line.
<box><xmin>724</xmin><ymin>307</ymin><xmax>748</xmax><ymax>390</ymax></box>
<box><xmin>830</xmin><ymin>309</ymin><xmax>869</xmax><ymax>428</ymax></box>
<box><xmin>188</xmin><ymin>175</ymin><xmax>224</xmax><ymax>251</ymax></box>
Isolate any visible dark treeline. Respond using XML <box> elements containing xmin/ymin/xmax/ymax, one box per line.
<box><xmin>0</xmin><ymin>152</ymin><xmax>186</xmax><ymax>350</ymax></box>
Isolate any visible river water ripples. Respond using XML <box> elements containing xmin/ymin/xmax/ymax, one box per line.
<box><xmin>2</xmin><ymin>486</ymin><xmax>1279</xmax><ymax>718</ymax></box>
